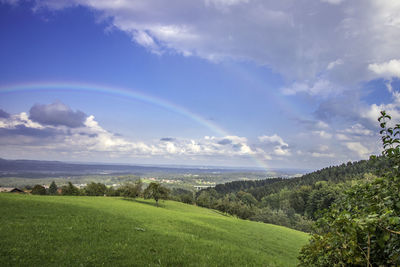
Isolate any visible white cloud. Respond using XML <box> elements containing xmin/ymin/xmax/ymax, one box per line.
<box><xmin>258</xmin><ymin>134</ymin><xmax>290</xmax><ymax>156</ymax></box>
<box><xmin>7</xmin><ymin>0</ymin><xmax>397</xmax><ymax>92</ymax></box>
<box><xmin>6</xmin><ymin>112</ymin><xmax>45</xmax><ymax>129</ymax></box>
<box><xmin>368</xmin><ymin>59</ymin><xmax>400</xmax><ymax>79</ymax></box>
<box><xmin>336</xmin><ymin>133</ymin><xmax>351</xmax><ymax>141</ymax></box>
<box><xmin>205</xmin><ymin>0</ymin><xmax>249</xmax><ymax>9</ymax></box>
<box><xmin>361</xmin><ymin>85</ymin><xmax>400</xmax><ymax>125</ymax></box>
<box><xmin>311</xmin><ymin>152</ymin><xmax>335</xmax><ymax>158</ymax></box>
<box><xmin>316</xmin><ymin>121</ymin><xmax>329</xmax><ymax>129</ymax></box>
<box><xmin>312</xmin><ymin>130</ymin><xmax>332</xmax><ymax>139</ymax></box>
<box><xmin>318</xmin><ymin>145</ymin><xmax>329</xmax><ymax>152</ymax></box>
<box><xmin>0</xmin><ymin>106</ymin><xmax>383</xmax><ymax>168</ymax></box>
<box><xmin>0</xmin><ymin>109</ymin><xmax>265</xmax><ymax>161</ymax></box>
<box><xmin>282</xmin><ymin>79</ymin><xmax>339</xmax><ymax>97</ymax></box>
<box><xmin>132</xmin><ymin>30</ymin><xmax>161</xmax><ymax>54</ymax></box>
<box><xmin>342</xmin><ymin>123</ymin><xmax>373</xmax><ymax>136</ymax></box>
<box><xmin>273</xmin><ymin>146</ymin><xmax>291</xmax><ymax>156</ymax></box>
<box><xmin>327</xmin><ymin>59</ymin><xmax>343</xmax><ymax>70</ymax></box>
<box><xmin>258</xmin><ymin>134</ymin><xmax>288</xmax><ymax>147</ymax></box>
<box><xmin>345</xmin><ymin>142</ymin><xmax>370</xmax><ymax>158</ymax></box>
<box><xmin>320</xmin><ymin>0</ymin><xmax>345</xmax><ymax>5</ymax></box>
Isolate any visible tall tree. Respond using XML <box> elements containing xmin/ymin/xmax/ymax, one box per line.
<box><xmin>61</xmin><ymin>182</ymin><xmax>80</xmax><ymax>196</ymax></box>
<box><xmin>143</xmin><ymin>182</ymin><xmax>169</xmax><ymax>206</ymax></box>
<box><xmin>85</xmin><ymin>182</ymin><xmax>107</xmax><ymax>196</ymax></box>
<box><xmin>119</xmin><ymin>179</ymin><xmax>143</xmax><ymax>198</ymax></box>
<box><xmin>48</xmin><ymin>181</ymin><xmax>58</xmax><ymax>195</ymax></box>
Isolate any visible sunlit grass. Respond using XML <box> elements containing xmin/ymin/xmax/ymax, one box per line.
<box><xmin>0</xmin><ymin>194</ymin><xmax>308</xmax><ymax>266</ymax></box>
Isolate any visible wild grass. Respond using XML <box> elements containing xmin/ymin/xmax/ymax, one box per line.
<box><xmin>0</xmin><ymin>194</ymin><xmax>308</xmax><ymax>266</ymax></box>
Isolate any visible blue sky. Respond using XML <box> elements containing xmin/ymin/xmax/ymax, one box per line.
<box><xmin>1</xmin><ymin>0</ymin><xmax>400</xmax><ymax>170</ymax></box>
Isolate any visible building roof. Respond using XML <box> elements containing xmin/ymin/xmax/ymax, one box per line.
<box><xmin>0</xmin><ymin>187</ymin><xmax>24</xmax><ymax>193</ymax></box>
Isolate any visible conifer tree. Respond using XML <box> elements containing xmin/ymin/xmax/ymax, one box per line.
<box><xmin>49</xmin><ymin>181</ymin><xmax>58</xmax><ymax>195</ymax></box>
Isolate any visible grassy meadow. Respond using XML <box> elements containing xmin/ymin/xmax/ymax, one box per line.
<box><xmin>0</xmin><ymin>194</ymin><xmax>308</xmax><ymax>266</ymax></box>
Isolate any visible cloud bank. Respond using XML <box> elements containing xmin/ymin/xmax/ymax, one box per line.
<box><xmin>29</xmin><ymin>101</ymin><xmax>87</xmax><ymax>128</ymax></box>
<box><xmin>0</xmin><ymin>102</ymin><xmax>385</xmax><ymax>168</ymax></box>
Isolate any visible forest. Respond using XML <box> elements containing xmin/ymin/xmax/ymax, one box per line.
<box><xmin>186</xmin><ymin>156</ymin><xmax>390</xmax><ymax>232</ymax></box>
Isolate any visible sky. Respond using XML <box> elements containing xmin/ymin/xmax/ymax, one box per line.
<box><xmin>1</xmin><ymin>0</ymin><xmax>400</xmax><ymax>170</ymax></box>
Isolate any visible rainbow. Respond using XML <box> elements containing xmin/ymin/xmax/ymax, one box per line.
<box><xmin>0</xmin><ymin>81</ymin><xmax>269</xmax><ymax>170</ymax></box>
<box><xmin>0</xmin><ymin>81</ymin><xmax>228</xmax><ymax>136</ymax></box>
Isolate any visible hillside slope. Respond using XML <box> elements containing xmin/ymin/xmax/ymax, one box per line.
<box><xmin>211</xmin><ymin>156</ymin><xmax>389</xmax><ymax>199</ymax></box>
<box><xmin>0</xmin><ymin>194</ymin><xmax>308</xmax><ymax>266</ymax></box>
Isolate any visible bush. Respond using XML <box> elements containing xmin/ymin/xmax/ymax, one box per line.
<box><xmin>61</xmin><ymin>182</ymin><xmax>81</xmax><ymax>196</ymax></box>
<box><xmin>85</xmin><ymin>182</ymin><xmax>107</xmax><ymax>196</ymax></box>
<box><xmin>31</xmin><ymin>184</ymin><xmax>46</xmax><ymax>195</ymax></box>
<box><xmin>171</xmin><ymin>188</ymin><xmax>195</xmax><ymax>204</ymax></box>
<box><xmin>119</xmin><ymin>180</ymin><xmax>143</xmax><ymax>198</ymax></box>
<box><xmin>299</xmin><ymin>176</ymin><xmax>400</xmax><ymax>265</ymax></box>
<box><xmin>105</xmin><ymin>186</ymin><xmax>118</xmax><ymax>196</ymax></box>
<box><xmin>298</xmin><ymin>111</ymin><xmax>400</xmax><ymax>266</ymax></box>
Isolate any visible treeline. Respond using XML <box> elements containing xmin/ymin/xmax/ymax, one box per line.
<box><xmin>30</xmin><ymin>180</ymin><xmax>144</xmax><ymax>197</ymax></box>
<box><xmin>212</xmin><ymin>156</ymin><xmax>390</xmax><ymax>200</ymax></box>
<box><xmin>30</xmin><ymin>180</ymin><xmax>171</xmax><ymax>206</ymax></box>
<box><xmin>189</xmin><ymin>156</ymin><xmax>390</xmax><ymax>231</ymax></box>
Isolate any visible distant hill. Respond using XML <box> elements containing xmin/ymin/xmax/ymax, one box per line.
<box><xmin>0</xmin><ymin>158</ymin><xmax>267</xmax><ymax>178</ymax></box>
<box><xmin>208</xmin><ymin>156</ymin><xmax>390</xmax><ymax>200</ymax></box>
<box><xmin>0</xmin><ymin>194</ymin><xmax>308</xmax><ymax>266</ymax></box>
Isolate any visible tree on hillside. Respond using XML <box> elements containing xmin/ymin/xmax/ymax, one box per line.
<box><xmin>61</xmin><ymin>182</ymin><xmax>80</xmax><ymax>196</ymax></box>
<box><xmin>85</xmin><ymin>182</ymin><xmax>107</xmax><ymax>196</ymax></box>
<box><xmin>171</xmin><ymin>188</ymin><xmax>195</xmax><ymax>204</ymax></box>
<box><xmin>298</xmin><ymin>111</ymin><xmax>400</xmax><ymax>266</ymax></box>
<box><xmin>196</xmin><ymin>189</ymin><xmax>218</xmax><ymax>208</ymax></box>
<box><xmin>119</xmin><ymin>179</ymin><xmax>143</xmax><ymax>198</ymax></box>
<box><xmin>143</xmin><ymin>182</ymin><xmax>169</xmax><ymax>206</ymax></box>
<box><xmin>237</xmin><ymin>191</ymin><xmax>257</xmax><ymax>207</ymax></box>
<box><xmin>48</xmin><ymin>181</ymin><xmax>58</xmax><ymax>195</ymax></box>
<box><xmin>31</xmin><ymin>184</ymin><xmax>46</xmax><ymax>195</ymax></box>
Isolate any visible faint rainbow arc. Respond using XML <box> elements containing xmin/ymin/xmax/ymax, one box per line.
<box><xmin>0</xmin><ymin>82</ymin><xmax>228</xmax><ymax>136</ymax></box>
<box><xmin>0</xmin><ymin>81</ymin><xmax>269</xmax><ymax>170</ymax></box>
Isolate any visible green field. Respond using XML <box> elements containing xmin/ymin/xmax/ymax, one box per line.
<box><xmin>0</xmin><ymin>194</ymin><xmax>308</xmax><ymax>266</ymax></box>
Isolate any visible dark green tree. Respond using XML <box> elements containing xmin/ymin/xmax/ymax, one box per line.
<box><xmin>298</xmin><ymin>111</ymin><xmax>400</xmax><ymax>266</ymax></box>
<box><xmin>48</xmin><ymin>181</ymin><xmax>58</xmax><ymax>195</ymax></box>
<box><xmin>171</xmin><ymin>188</ymin><xmax>194</xmax><ymax>204</ymax></box>
<box><xmin>196</xmin><ymin>190</ymin><xmax>217</xmax><ymax>208</ymax></box>
<box><xmin>61</xmin><ymin>182</ymin><xmax>80</xmax><ymax>196</ymax></box>
<box><xmin>85</xmin><ymin>182</ymin><xmax>107</xmax><ymax>196</ymax></box>
<box><xmin>143</xmin><ymin>182</ymin><xmax>169</xmax><ymax>206</ymax></box>
<box><xmin>288</xmin><ymin>185</ymin><xmax>311</xmax><ymax>215</ymax></box>
<box><xmin>119</xmin><ymin>179</ymin><xmax>143</xmax><ymax>198</ymax></box>
<box><xmin>105</xmin><ymin>186</ymin><xmax>118</xmax><ymax>196</ymax></box>
<box><xmin>237</xmin><ymin>191</ymin><xmax>257</xmax><ymax>207</ymax></box>
<box><xmin>31</xmin><ymin>184</ymin><xmax>46</xmax><ymax>195</ymax></box>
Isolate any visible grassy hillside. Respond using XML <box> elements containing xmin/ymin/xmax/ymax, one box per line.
<box><xmin>0</xmin><ymin>194</ymin><xmax>308</xmax><ymax>266</ymax></box>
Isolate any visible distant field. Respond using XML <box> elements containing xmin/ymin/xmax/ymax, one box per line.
<box><xmin>0</xmin><ymin>194</ymin><xmax>308</xmax><ymax>266</ymax></box>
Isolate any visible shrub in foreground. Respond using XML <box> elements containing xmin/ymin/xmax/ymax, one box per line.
<box><xmin>298</xmin><ymin>111</ymin><xmax>400</xmax><ymax>266</ymax></box>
